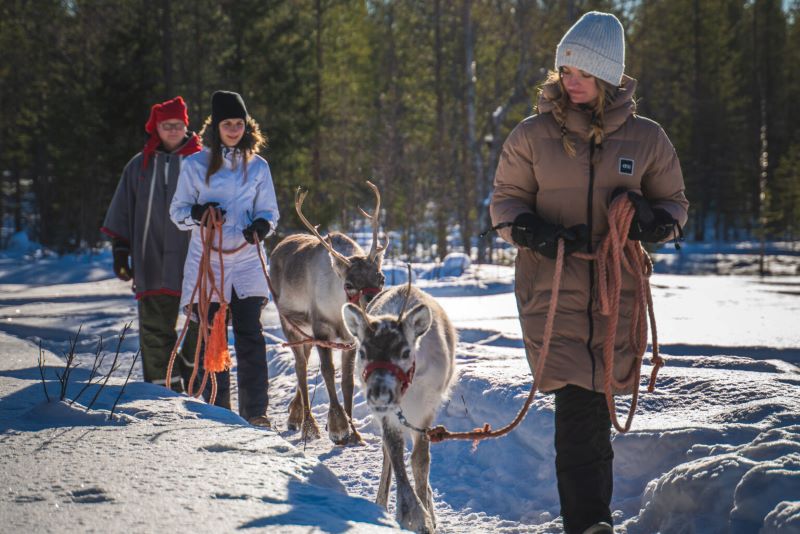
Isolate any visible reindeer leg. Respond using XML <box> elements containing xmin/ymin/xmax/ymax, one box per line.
<box><xmin>340</xmin><ymin>348</ymin><xmax>362</xmax><ymax>445</ymax></box>
<box><xmin>283</xmin><ymin>318</ymin><xmax>304</xmax><ymax>431</ymax></box>
<box><xmin>286</xmin><ymin>344</ymin><xmax>308</xmax><ymax>432</ymax></box>
<box><xmin>298</xmin><ymin>343</ymin><xmax>321</xmax><ymax>441</ymax></box>
<box><xmin>316</xmin><ymin>345</ymin><xmax>350</xmax><ymax>444</ymax></box>
<box><xmin>411</xmin><ymin>428</ymin><xmax>436</xmax><ymax>531</ymax></box>
<box><xmin>383</xmin><ymin>420</ymin><xmax>433</xmax><ymax>534</ymax></box>
<box><xmin>376</xmin><ymin>439</ymin><xmax>393</xmax><ymax>508</ymax></box>
<box><xmin>283</xmin><ymin>321</ymin><xmax>320</xmax><ymax>439</ymax></box>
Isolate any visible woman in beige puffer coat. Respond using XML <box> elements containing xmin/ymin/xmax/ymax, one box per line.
<box><xmin>490</xmin><ymin>11</ymin><xmax>688</xmax><ymax>534</ymax></box>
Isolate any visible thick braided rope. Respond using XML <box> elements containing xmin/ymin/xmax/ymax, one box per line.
<box><xmin>166</xmin><ymin>209</ymin><xmax>240</xmax><ymax>404</ymax></box>
<box><xmin>428</xmin><ymin>195</ymin><xmax>663</xmax><ymax>443</ymax></box>
<box><xmin>574</xmin><ymin>196</ymin><xmax>663</xmax><ymax>432</ymax></box>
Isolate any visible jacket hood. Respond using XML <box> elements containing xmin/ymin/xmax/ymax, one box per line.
<box><xmin>537</xmin><ymin>75</ymin><xmax>637</xmax><ymax>138</ymax></box>
<box><xmin>142</xmin><ymin>132</ymin><xmax>202</xmax><ymax>173</ymax></box>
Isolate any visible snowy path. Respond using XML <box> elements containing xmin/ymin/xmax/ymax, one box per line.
<box><xmin>1</xmin><ymin>252</ymin><xmax>799</xmax><ymax>532</ymax></box>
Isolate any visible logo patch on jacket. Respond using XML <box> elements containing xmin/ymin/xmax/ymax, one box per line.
<box><xmin>619</xmin><ymin>158</ymin><xmax>634</xmax><ymax>175</ymax></box>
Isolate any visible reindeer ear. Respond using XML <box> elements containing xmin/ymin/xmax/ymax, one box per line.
<box><xmin>403</xmin><ymin>304</ymin><xmax>432</xmax><ymax>341</ymax></box>
<box><xmin>329</xmin><ymin>253</ymin><xmax>349</xmax><ymax>278</ymax></box>
<box><xmin>342</xmin><ymin>303</ymin><xmax>367</xmax><ymax>341</ymax></box>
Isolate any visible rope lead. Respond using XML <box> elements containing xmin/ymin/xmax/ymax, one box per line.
<box><xmin>428</xmin><ymin>194</ymin><xmax>664</xmax><ymax>446</ymax></box>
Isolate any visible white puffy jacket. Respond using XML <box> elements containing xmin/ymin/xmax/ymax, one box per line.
<box><xmin>170</xmin><ymin>147</ymin><xmax>280</xmax><ymax>310</ymax></box>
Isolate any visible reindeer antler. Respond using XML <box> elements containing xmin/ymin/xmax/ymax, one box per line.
<box><xmin>396</xmin><ymin>264</ymin><xmax>413</xmax><ymax>323</ymax></box>
<box><xmin>295</xmin><ymin>186</ymin><xmax>352</xmax><ymax>266</ymax></box>
<box><xmin>358</xmin><ymin>180</ymin><xmax>388</xmax><ymax>263</ymax></box>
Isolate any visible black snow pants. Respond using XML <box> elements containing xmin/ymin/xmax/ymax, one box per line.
<box><xmin>193</xmin><ymin>288</ymin><xmax>268</xmax><ymax>421</ymax></box>
<box><xmin>554</xmin><ymin>384</ymin><xmax>614</xmax><ymax>534</ymax></box>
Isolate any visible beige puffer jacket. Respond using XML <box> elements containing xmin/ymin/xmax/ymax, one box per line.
<box><xmin>490</xmin><ymin>76</ymin><xmax>689</xmax><ymax>394</ymax></box>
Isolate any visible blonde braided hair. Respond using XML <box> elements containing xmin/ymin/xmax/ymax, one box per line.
<box><xmin>538</xmin><ymin>69</ymin><xmax>618</xmax><ymax>158</ymax></box>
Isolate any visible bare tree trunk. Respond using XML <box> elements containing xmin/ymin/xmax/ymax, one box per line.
<box><xmin>312</xmin><ymin>0</ymin><xmax>323</xmax><ymax>185</ymax></box>
<box><xmin>13</xmin><ymin>166</ymin><xmax>22</xmax><ymax>233</ymax></box>
<box><xmin>691</xmin><ymin>0</ymin><xmax>707</xmax><ymax>242</ymax></box>
<box><xmin>434</xmin><ymin>0</ymin><xmax>448</xmax><ymax>260</ymax></box>
<box><xmin>463</xmin><ymin>0</ymin><xmax>486</xmax><ymax>262</ymax></box>
<box><xmin>754</xmin><ymin>4</ymin><xmax>769</xmax><ymax>276</ymax></box>
<box><xmin>191</xmin><ymin>1</ymin><xmax>205</xmax><ymax>121</ymax></box>
<box><xmin>162</xmin><ymin>0</ymin><xmax>174</xmax><ymax>97</ymax></box>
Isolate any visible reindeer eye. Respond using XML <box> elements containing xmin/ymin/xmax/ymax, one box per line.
<box><xmin>359</xmin><ymin>349</ymin><xmax>366</xmax><ymax>360</ymax></box>
<box><xmin>345</xmin><ymin>283</ymin><xmax>355</xmax><ymax>291</ymax></box>
<box><xmin>401</xmin><ymin>349</ymin><xmax>410</xmax><ymax>359</ymax></box>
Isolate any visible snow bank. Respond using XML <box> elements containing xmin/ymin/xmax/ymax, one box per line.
<box><xmin>0</xmin><ymin>333</ymin><xmax>397</xmax><ymax>533</ymax></box>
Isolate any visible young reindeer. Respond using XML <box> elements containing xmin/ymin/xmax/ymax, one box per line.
<box><xmin>342</xmin><ymin>284</ymin><xmax>456</xmax><ymax>534</ymax></box>
<box><xmin>269</xmin><ymin>182</ymin><xmax>387</xmax><ymax>444</ymax></box>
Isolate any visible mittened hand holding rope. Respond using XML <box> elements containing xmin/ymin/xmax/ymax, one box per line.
<box><xmin>112</xmin><ymin>239</ymin><xmax>133</xmax><ymax>281</ymax></box>
<box><xmin>614</xmin><ymin>189</ymin><xmax>678</xmax><ymax>243</ymax></box>
<box><xmin>191</xmin><ymin>202</ymin><xmax>226</xmax><ymax>224</ymax></box>
<box><xmin>243</xmin><ymin>218</ymin><xmax>271</xmax><ymax>244</ymax></box>
<box><xmin>511</xmin><ymin>212</ymin><xmax>589</xmax><ymax>259</ymax></box>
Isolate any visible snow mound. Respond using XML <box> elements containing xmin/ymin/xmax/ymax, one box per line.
<box><xmin>624</xmin><ymin>426</ymin><xmax>800</xmax><ymax>533</ymax></box>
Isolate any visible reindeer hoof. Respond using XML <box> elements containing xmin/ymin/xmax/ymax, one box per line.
<box><xmin>301</xmin><ymin>418</ymin><xmax>322</xmax><ymax>441</ymax></box>
<box><xmin>335</xmin><ymin>430</ymin><xmax>364</xmax><ymax>447</ymax></box>
<box><xmin>399</xmin><ymin>501</ymin><xmax>435</xmax><ymax>534</ymax></box>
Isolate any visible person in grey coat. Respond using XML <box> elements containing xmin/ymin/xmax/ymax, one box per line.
<box><xmin>101</xmin><ymin>96</ymin><xmax>203</xmax><ymax>392</ymax></box>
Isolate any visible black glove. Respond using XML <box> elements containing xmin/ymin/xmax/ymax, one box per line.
<box><xmin>243</xmin><ymin>218</ymin><xmax>271</xmax><ymax>244</ymax></box>
<box><xmin>622</xmin><ymin>191</ymin><xmax>677</xmax><ymax>243</ymax></box>
<box><xmin>511</xmin><ymin>212</ymin><xmax>589</xmax><ymax>259</ymax></box>
<box><xmin>191</xmin><ymin>202</ymin><xmax>226</xmax><ymax>224</ymax></box>
<box><xmin>112</xmin><ymin>239</ymin><xmax>133</xmax><ymax>281</ymax></box>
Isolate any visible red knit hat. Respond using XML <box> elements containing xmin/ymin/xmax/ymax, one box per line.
<box><xmin>145</xmin><ymin>96</ymin><xmax>189</xmax><ymax>134</ymax></box>
<box><xmin>141</xmin><ymin>96</ymin><xmax>195</xmax><ymax>175</ymax></box>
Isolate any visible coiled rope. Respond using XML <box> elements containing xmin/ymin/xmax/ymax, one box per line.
<box><xmin>427</xmin><ymin>194</ymin><xmax>664</xmax><ymax>444</ymax></box>
<box><xmin>167</xmin><ymin>208</ymin><xmax>246</xmax><ymax>405</ymax></box>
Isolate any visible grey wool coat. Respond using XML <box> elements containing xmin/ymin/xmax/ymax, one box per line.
<box><xmin>102</xmin><ymin>135</ymin><xmax>201</xmax><ymax>298</ymax></box>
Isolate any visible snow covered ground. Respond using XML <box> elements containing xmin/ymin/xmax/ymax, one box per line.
<box><xmin>1</xmin><ymin>243</ymin><xmax>799</xmax><ymax>533</ymax></box>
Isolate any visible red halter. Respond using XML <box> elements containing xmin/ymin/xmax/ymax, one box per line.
<box><xmin>347</xmin><ymin>286</ymin><xmax>382</xmax><ymax>304</ymax></box>
<box><xmin>362</xmin><ymin>360</ymin><xmax>416</xmax><ymax>395</ymax></box>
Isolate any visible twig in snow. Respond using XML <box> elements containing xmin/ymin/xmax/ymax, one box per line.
<box><xmin>37</xmin><ymin>341</ymin><xmax>50</xmax><ymax>402</ymax></box>
<box><xmin>59</xmin><ymin>326</ymin><xmax>83</xmax><ymax>401</ymax></box>
<box><xmin>71</xmin><ymin>335</ymin><xmax>106</xmax><ymax>406</ymax></box>
<box><xmin>86</xmin><ymin>323</ymin><xmax>131</xmax><ymax>411</ymax></box>
<box><xmin>109</xmin><ymin>349</ymin><xmax>139</xmax><ymax>420</ymax></box>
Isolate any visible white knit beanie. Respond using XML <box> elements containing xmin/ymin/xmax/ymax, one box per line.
<box><xmin>555</xmin><ymin>11</ymin><xmax>625</xmax><ymax>86</ymax></box>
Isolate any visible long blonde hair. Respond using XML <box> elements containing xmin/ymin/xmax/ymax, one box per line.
<box><xmin>199</xmin><ymin>116</ymin><xmax>267</xmax><ymax>184</ymax></box>
<box><xmin>538</xmin><ymin>69</ymin><xmax>618</xmax><ymax>158</ymax></box>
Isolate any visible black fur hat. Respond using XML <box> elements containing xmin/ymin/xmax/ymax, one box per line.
<box><xmin>211</xmin><ymin>91</ymin><xmax>248</xmax><ymax>129</ymax></box>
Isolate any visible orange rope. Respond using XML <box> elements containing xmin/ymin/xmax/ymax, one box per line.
<box><xmin>167</xmin><ymin>208</ymin><xmax>239</xmax><ymax>405</ymax></box>
<box><xmin>255</xmin><ymin>243</ymin><xmax>356</xmax><ymax>351</ymax></box>
<box><xmin>428</xmin><ymin>194</ymin><xmax>664</xmax><ymax>444</ymax></box>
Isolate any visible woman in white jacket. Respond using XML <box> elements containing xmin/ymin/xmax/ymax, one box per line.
<box><xmin>170</xmin><ymin>90</ymin><xmax>279</xmax><ymax>427</ymax></box>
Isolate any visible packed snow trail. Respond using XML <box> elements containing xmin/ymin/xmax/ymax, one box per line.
<box><xmin>0</xmin><ymin>249</ymin><xmax>798</xmax><ymax>532</ymax></box>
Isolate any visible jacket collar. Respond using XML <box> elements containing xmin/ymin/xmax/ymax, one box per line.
<box><xmin>537</xmin><ymin>75</ymin><xmax>637</xmax><ymax>138</ymax></box>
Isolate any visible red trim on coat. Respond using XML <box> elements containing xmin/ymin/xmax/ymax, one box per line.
<box><xmin>100</xmin><ymin>227</ymin><xmax>129</xmax><ymax>243</ymax></box>
<box><xmin>136</xmin><ymin>288</ymin><xmax>181</xmax><ymax>300</ymax></box>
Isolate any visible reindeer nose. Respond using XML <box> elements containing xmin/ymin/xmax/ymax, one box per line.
<box><xmin>367</xmin><ymin>382</ymin><xmax>395</xmax><ymax>408</ymax></box>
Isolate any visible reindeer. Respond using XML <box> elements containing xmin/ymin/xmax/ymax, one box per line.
<box><xmin>342</xmin><ymin>284</ymin><xmax>456</xmax><ymax>534</ymax></box>
<box><xmin>268</xmin><ymin>182</ymin><xmax>387</xmax><ymax>444</ymax></box>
